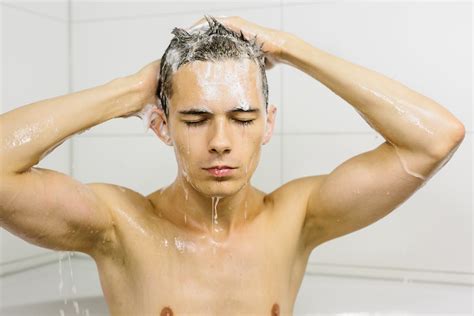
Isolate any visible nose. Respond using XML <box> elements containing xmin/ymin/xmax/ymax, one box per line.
<box><xmin>208</xmin><ymin>119</ymin><xmax>232</xmax><ymax>155</ymax></box>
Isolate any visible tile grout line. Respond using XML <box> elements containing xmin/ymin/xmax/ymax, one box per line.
<box><xmin>2</xmin><ymin>1</ymin><xmax>371</xmax><ymax>26</ymax></box>
<box><xmin>72</xmin><ymin>1</ymin><xmax>389</xmax><ymax>24</ymax></box>
<box><xmin>72</xmin><ymin>3</ymin><xmax>283</xmax><ymax>24</ymax></box>
<box><xmin>0</xmin><ymin>2</ymin><xmax>66</xmax><ymax>23</ymax></box>
<box><xmin>67</xmin><ymin>0</ymin><xmax>75</xmax><ymax>178</ymax></box>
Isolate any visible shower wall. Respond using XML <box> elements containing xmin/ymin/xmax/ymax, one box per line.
<box><xmin>1</xmin><ymin>1</ymin><xmax>472</xmax><ymax>313</ymax></box>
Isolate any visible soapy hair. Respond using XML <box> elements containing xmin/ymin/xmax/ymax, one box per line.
<box><xmin>156</xmin><ymin>15</ymin><xmax>269</xmax><ymax>118</ymax></box>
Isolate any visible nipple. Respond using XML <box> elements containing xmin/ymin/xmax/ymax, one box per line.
<box><xmin>160</xmin><ymin>307</ymin><xmax>173</xmax><ymax>316</ymax></box>
<box><xmin>271</xmin><ymin>303</ymin><xmax>280</xmax><ymax>316</ymax></box>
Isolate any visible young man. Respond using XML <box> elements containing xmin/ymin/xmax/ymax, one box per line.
<box><xmin>0</xmin><ymin>16</ymin><xmax>465</xmax><ymax>315</ymax></box>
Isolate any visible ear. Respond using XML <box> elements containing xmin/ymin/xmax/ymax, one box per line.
<box><xmin>150</xmin><ymin>107</ymin><xmax>173</xmax><ymax>146</ymax></box>
<box><xmin>262</xmin><ymin>104</ymin><xmax>277</xmax><ymax>145</ymax></box>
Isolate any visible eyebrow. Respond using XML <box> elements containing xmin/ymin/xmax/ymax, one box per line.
<box><xmin>178</xmin><ymin>105</ymin><xmax>260</xmax><ymax>115</ymax></box>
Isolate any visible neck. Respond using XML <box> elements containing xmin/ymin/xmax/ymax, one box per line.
<box><xmin>157</xmin><ymin>174</ymin><xmax>262</xmax><ymax>237</ymax></box>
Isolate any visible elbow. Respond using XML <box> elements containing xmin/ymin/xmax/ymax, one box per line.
<box><xmin>452</xmin><ymin>120</ymin><xmax>466</xmax><ymax>141</ymax></box>
<box><xmin>430</xmin><ymin>120</ymin><xmax>466</xmax><ymax>160</ymax></box>
<box><xmin>446</xmin><ymin>119</ymin><xmax>466</xmax><ymax>146</ymax></box>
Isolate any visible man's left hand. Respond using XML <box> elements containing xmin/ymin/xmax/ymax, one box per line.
<box><xmin>186</xmin><ymin>16</ymin><xmax>287</xmax><ymax>70</ymax></box>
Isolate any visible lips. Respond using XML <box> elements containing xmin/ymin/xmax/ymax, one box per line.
<box><xmin>204</xmin><ymin>166</ymin><xmax>236</xmax><ymax>177</ymax></box>
<box><xmin>205</xmin><ymin>165</ymin><xmax>236</xmax><ymax>170</ymax></box>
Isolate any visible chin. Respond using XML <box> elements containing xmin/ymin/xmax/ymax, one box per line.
<box><xmin>204</xmin><ymin>183</ymin><xmax>238</xmax><ymax>198</ymax></box>
<box><xmin>194</xmin><ymin>178</ymin><xmax>247</xmax><ymax>198</ymax></box>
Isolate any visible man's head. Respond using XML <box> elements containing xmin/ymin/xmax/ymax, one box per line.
<box><xmin>156</xmin><ymin>15</ymin><xmax>269</xmax><ymax>118</ymax></box>
<box><xmin>150</xmin><ymin>16</ymin><xmax>277</xmax><ymax>198</ymax></box>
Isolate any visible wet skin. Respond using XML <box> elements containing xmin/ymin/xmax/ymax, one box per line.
<box><xmin>87</xmin><ymin>59</ymin><xmax>312</xmax><ymax>315</ymax></box>
<box><xmin>0</xmin><ymin>17</ymin><xmax>464</xmax><ymax>315</ymax></box>
<box><xmin>91</xmin><ymin>182</ymin><xmax>310</xmax><ymax>315</ymax></box>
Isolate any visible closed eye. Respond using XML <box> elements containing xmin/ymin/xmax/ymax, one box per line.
<box><xmin>184</xmin><ymin>119</ymin><xmax>255</xmax><ymax>127</ymax></box>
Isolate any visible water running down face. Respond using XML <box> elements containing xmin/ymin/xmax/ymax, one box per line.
<box><xmin>151</xmin><ymin>58</ymin><xmax>277</xmax><ymax>200</ymax></box>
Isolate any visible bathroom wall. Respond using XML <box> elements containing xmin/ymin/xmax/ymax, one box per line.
<box><xmin>1</xmin><ymin>1</ymin><xmax>472</xmax><ymax>314</ymax></box>
<box><xmin>1</xmin><ymin>0</ymin><xmax>70</xmax><ymax>266</ymax></box>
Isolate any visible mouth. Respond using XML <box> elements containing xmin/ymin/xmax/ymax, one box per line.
<box><xmin>203</xmin><ymin>166</ymin><xmax>237</xmax><ymax>177</ymax></box>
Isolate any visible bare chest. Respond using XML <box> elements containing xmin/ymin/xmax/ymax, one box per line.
<box><xmin>144</xmin><ymin>238</ymin><xmax>289</xmax><ymax>312</ymax></box>
<box><xmin>94</xmin><ymin>195</ymin><xmax>309</xmax><ymax>315</ymax></box>
<box><xmin>96</xmin><ymin>189</ymin><xmax>307</xmax><ymax>315</ymax></box>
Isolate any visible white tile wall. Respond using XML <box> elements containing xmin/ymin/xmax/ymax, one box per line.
<box><xmin>1</xmin><ymin>1</ymin><xmax>472</xmax><ymax>313</ymax></box>
<box><xmin>294</xmin><ymin>273</ymin><xmax>474</xmax><ymax>314</ymax></box>
<box><xmin>281</xmin><ymin>1</ymin><xmax>472</xmax><ymax>133</ymax></box>
<box><xmin>278</xmin><ymin>0</ymin><xmax>472</xmax><ymax>281</ymax></box>
<box><xmin>2</xmin><ymin>1</ymin><xmax>67</xmax><ymax>22</ymax></box>
<box><xmin>73</xmin><ymin>135</ymin><xmax>177</xmax><ymax>194</ymax></box>
<box><xmin>285</xmin><ymin>133</ymin><xmax>472</xmax><ymax>273</ymax></box>
<box><xmin>1</xmin><ymin>3</ymin><xmax>69</xmax><ymax>114</ymax></box>
<box><xmin>72</xmin><ymin>1</ymin><xmax>281</xmax><ymax>22</ymax></box>
<box><xmin>1</xmin><ymin>2</ymin><xmax>70</xmax><ymax>264</ymax></box>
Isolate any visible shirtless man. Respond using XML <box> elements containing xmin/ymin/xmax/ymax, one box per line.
<box><xmin>0</xmin><ymin>16</ymin><xmax>465</xmax><ymax>316</ymax></box>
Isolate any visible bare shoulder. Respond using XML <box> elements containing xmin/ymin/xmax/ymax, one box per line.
<box><xmin>263</xmin><ymin>175</ymin><xmax>326</xmax><ymax>235</ymax></box>
<box><xmin>87</xmin><ymin>183</ymin><xmax>158</xmax><ymax>226</ymax></box>
<box><xmin>267</xmin><ymin>175</ymin><xmax>325</xmax><ymax>207</ymax></box>
<box><xmin>87</xmin><ymin>183</ymin><xmax>150</xmax><ymax>209</ymax></box>
<box><xmin>84</xmin><ymin>183</ymin><xmax>153</xmax><ymax>256</ymax></box>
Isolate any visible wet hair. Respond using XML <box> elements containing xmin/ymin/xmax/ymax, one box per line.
<box><xmin>156</xmin><ymin>15</ymin><xmax>269</xmax><ymax>118</ymax></box>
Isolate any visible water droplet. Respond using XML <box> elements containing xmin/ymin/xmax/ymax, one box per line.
<box><xmin>174</xmin><ymin>236</ymin><xmax>185</xmax><ymax>253</ymax></box>
<box><xmin>244</xmin><ymin>200</ymin><xmax>248</xmax><ymax>220</ymax></box>
<box><xmin>211</xmin><ymin>196</ymin><xmax>221</xmax><ymax>233</ymax></box>
<box><xmin>73</xmin><ymin>300</ymin><xmax>80</xmax><ymax>314</ymax></box>
<box><xmin>58</xmin><ymin>252</ymin><xmax>64</xmax><ymax>294</ymax></box>
<box><xmin>186</xmin><ymin>126</ymin><xmax>190</xmax><ymax>155</ymax></box>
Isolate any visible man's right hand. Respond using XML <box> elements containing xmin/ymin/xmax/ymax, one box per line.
<box><xmin>136</xmin><ymin>58</ymin><xmax>161</xmax><ymax>102</ymax></box>
<box><xmin>121</xmin><ymin>59</ymin><xmax>161</xmax><ymax>119</ymax></box>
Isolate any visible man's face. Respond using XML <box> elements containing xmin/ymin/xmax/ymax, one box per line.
<box><xmin>153</xmin><ymin>59</ymin><xmax>276</xmax><ymax>198</ymax></box>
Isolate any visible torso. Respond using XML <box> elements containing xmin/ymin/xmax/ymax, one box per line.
<box><xmin>89</xmin><ymin>181</ymin><xmax>316</xmax><ymax>316</ymax></box>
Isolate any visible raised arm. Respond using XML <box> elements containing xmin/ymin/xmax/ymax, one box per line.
<box><xmin>202</xmin><ymin>16</ymin><xmax>466</xmax><ymax>251</ymax></box>
<box><xmin>0</xmin><ymin>60</ymin><xmax>160</xmax><ymax>255</ymax></box>
<box><xmin>276</xmin><ymin>32</ymin><xmax>465</xmax><ymax>250</ymax></box>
